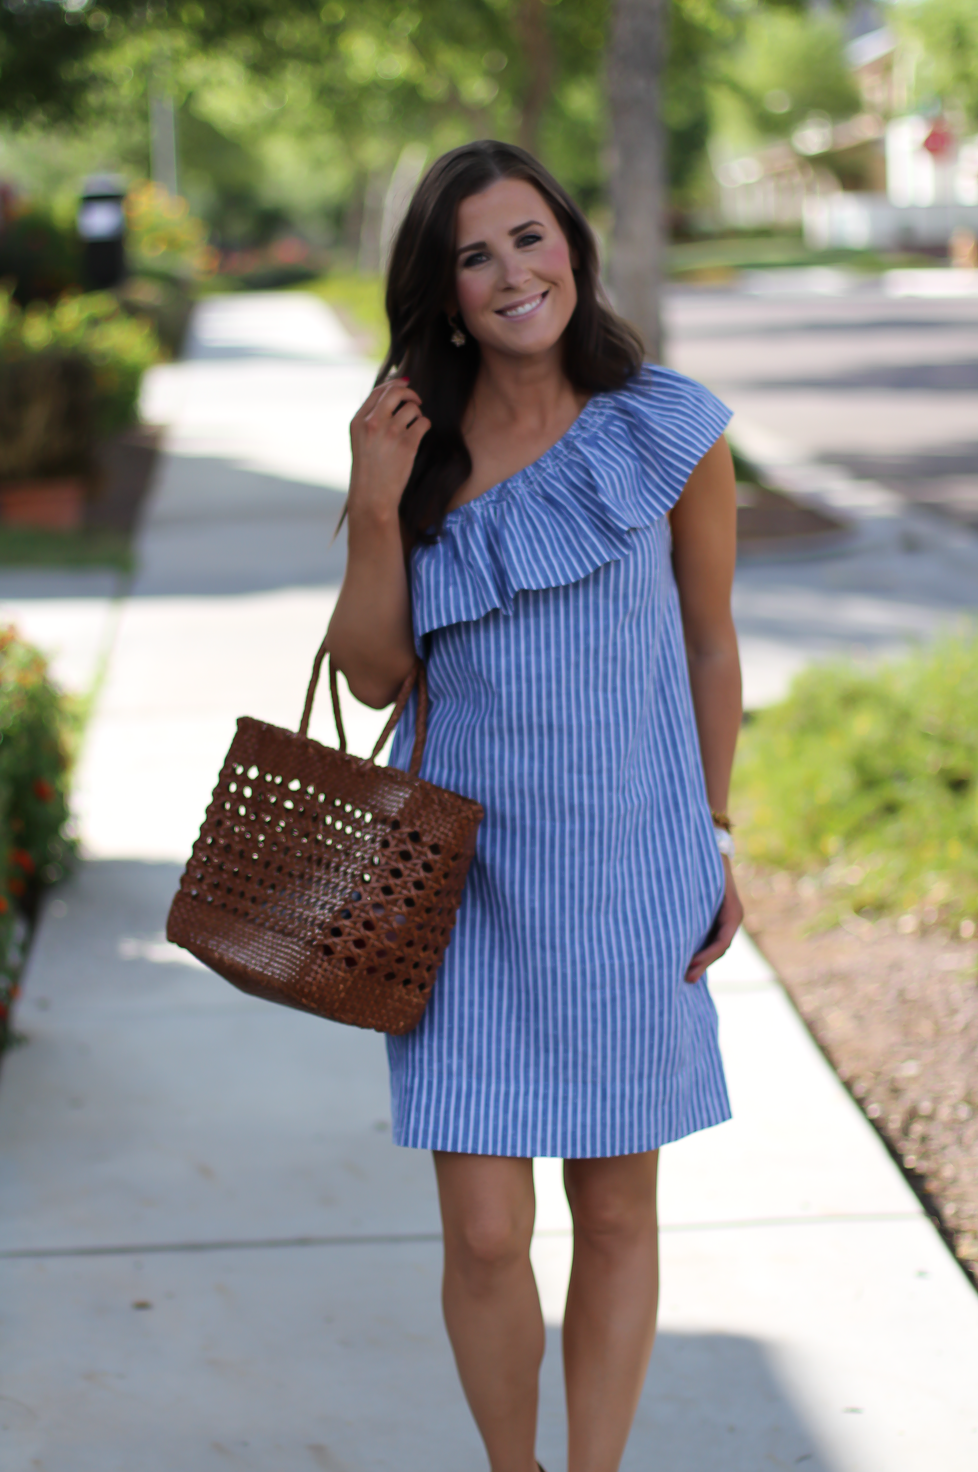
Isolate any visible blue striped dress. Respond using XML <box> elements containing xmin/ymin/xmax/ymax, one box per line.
<box><xmin>386</xmin><ymin>365</ymin><xmax>733</xmax><ymax>1158</ymax></box>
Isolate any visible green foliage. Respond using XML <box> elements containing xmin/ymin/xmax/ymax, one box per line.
<box><xmin>898</xmin><ymin>0</ymin><xmax>978</xmax><ymax>126</ymax></box>
<box><xmin>664</xmin><ymin>0</ymin><xmax>751</xmax><ymax>202</ymax></box>
<box><xmin>304</xmin><ymin>272</ymin><xmax>387</xmax><ymax>355</ymax></box>
<box><xmin>0</xmin><ymin>203</ymin><xmax>82</xmax><ymax>305</ymax></box>
<box><xmin>0</xmin><ymin>287</ymin><xmax>159</xmax><ymax>438</ymax></box>
<box><xmin>0</xmin><ymin>0</ymin><xmax>839</xmax><ymax>236</ymax></box>
<box><xmin>0</xmin><ymin>626</ymin><xmax>76</xmax><ymax>1045</ymax></box>
<box><xmin>734</xmin><ymin>634</ymin><xmax>978</xmax><ymax>931</ymax></box>
<box><xmin>0</xmin><ymin>0</ymin><xmax>140</xmax><ymax>127</ymax></box>
<box><xmin>720</xmin><ymin>9</ymin><xmax>860</xmax><ymax>143</ymax></box>
<box><xmin>124</xmin><ymin>179</ymin><xmax>216</xmax><ymax>281</ymax></box>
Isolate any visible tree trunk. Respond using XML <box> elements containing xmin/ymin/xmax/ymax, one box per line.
<box><xmin>517</xmin><ymin>0</ymin><xmax>552</xmax><ymax>157</ymax></box>
<box><xmin>608</xmin><ymin>0</ymin><xmax>667</xmax><ymax>362</ymax></box>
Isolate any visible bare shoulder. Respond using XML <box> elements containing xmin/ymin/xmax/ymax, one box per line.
<box><xmin>669</xmin><ymin>436</ymin><xmax>737</xmax><ymax>631</ymax></box>
<box><xmin>670</xmin><ymin>436</ymin><xmax>736</xmax><ymax>556</ymax></box>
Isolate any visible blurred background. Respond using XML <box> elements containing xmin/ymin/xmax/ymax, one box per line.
<box><xmin>1</xmin><ymin>0</ymin><xmax>976</xmax><ymax>319</ymax></box>
<box><xmin>3</xmin><ymin>0</ymin><xmax>976</xmax><ymax>555</ymax></box>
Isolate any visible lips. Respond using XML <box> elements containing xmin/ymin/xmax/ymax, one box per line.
<box><xmin>496</xmin><ymin>290</ymin><xmax>549</xmax><ymax>320</ymax></box>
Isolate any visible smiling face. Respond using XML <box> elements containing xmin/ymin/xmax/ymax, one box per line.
<box><xmin>452</xmin><ymin>176</ymin><xmax>578</xmax><ymax>361</ymax></box>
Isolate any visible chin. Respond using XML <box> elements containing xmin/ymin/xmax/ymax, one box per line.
<box><xmin>493</xmin><ymin>318</ymin><xmax>566</xmax><ymax>357</ymax></box>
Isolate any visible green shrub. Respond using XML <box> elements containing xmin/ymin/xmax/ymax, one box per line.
<box><xmin>124</xmin><ymin>180</ymin><xmax>216</xmax><ymax>283</ymax></box>
<box><xmin>0</xmin><ymin>348</ymin><xmax>94</xmax><ymax>480</ymax></box>
<box><xmin>0</xmin><ymin>626</ymin><xmax>76</xmax><ymax>1046</ymax></box>
<box><xmin>0</xmin><ymin>204</ymin><xmax>82</xmax><ymax>305</ymax></box>
<box><xmin>0</xmin><ymin>287</ymin><xmax>160</xmax><ymax>466</ymax></box>
<box><xmin>734</xmin><ymin>632</ymin><xmax>978</xmax><ymax>931</ymax></box>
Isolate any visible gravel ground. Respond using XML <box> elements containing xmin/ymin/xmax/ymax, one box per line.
<box><xmin>737</xmin><ymin>862</ymin><xmax>978</xmax><ymax>1289</ymax></box>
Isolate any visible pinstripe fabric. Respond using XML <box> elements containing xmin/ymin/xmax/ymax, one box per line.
<box><xmin>386</xmin><ymin>365</ymin><xmax>733</xmax><ymax>1158</ymax></box>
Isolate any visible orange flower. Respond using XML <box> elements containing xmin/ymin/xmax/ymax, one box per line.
<box><xmin>10</xmin><ymin>849</ymin><xmax>35</xmax><ymax>874</ymax></box>
<box><xmin>0</xmin><ymin>895</ymin><xmax>7</xmax><ymax>914</ymax></box>
<box><xmin>33</xmin><ymin>778</ymin><xmax>55</xmax><ymax>803</ymax></box>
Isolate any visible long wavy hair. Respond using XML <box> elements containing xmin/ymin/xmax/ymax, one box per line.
<box><xmin>378</xmin><ymin>140</ymin><xmax>644</xmax><ymax>541</ymax></box>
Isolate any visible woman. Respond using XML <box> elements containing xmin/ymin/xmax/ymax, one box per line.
<box><xmin>327</xmin><ymin>141</ymin><xmax>743</xmax><ymax>1472</ymax></box>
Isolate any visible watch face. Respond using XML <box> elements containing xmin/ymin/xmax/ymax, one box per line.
<box><xmin>78</xmin><ymin>200</ymin><xmax>125</xmax><ymax>241</ymax></box>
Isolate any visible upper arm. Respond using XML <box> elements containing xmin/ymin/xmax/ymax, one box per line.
<box><xmin>668</xmin><ymin>435</ymin><xmax>738</xmax><ymax>655</ymax></box>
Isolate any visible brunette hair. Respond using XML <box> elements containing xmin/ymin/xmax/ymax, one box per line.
<box><xmin>379</xmin><ymin>140</ymin><xmax>644</xmax><ymax>541</ymax></box>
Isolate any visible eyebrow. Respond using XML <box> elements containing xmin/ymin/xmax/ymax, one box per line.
<box><xmin>456</xmin><ymin>220</ymin><xmax>545</xmax><ymax>257</ymax></box>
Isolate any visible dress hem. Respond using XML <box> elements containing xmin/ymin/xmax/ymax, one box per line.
<box><xmin>389</xmin><ymin>1105</ymin><xmax>733</xmax><ymax>1159</ymax></box>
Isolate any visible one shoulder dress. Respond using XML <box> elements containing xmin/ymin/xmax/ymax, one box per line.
<box><xmin>386</xmin><ymin>365</ymin><xmax>733</xmax><ymax>1159</ymax></box>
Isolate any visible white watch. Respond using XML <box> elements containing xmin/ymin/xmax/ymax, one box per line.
<box><xmin>714</xmin><ymin>826</ymin><xmax>735</xmax><ymax>859</ymax></box>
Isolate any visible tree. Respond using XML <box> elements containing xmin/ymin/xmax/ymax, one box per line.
<box><xmin>898</xmin><ymin>0</ymin><xmax>978</xmax><ymax>126</ymax></box>
<box><xmin>0</xmin><ymin>0</ymin><xmax>139</xmax><ymax>125</ymax></box>
<box><xmin>722</xmin><ymin>9</ymin><xmax>860</xmax><ymax>143</ymax></box>
<box><xmin>608</xmin><ymin>0</ymin><xmax>668</xmax><ymax>362</ymax></box>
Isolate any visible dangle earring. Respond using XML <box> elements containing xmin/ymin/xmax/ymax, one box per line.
<box><xmin>449</xmin><ymin>314</ymin><xmax>467</xmax><ymax>348</ymax></box>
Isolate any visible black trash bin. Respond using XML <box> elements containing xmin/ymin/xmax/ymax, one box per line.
<box><xmin>78</xmin><ymin>174</ymin><xmax>127</xmax><ymax>291</ymax></box>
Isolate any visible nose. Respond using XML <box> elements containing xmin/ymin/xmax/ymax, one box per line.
<box><xmin>498</xmin><ymin>246</ymin><xmax>533</xmax><ymax>290</ymax></box>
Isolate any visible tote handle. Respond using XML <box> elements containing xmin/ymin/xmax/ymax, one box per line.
<box><xmin>299</xmin><ymin>638</ymin><xmax>428</xmax><ymax>778</ymax></box>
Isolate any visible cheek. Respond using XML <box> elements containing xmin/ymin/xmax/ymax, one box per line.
<box><xmin>538</xmin><ymin>239</ymin><xmax>574</xmax><ymax>285</ymax></box>
<box><xmin>456</xmin><ymin>271</ymin><xmax>493</xmax><ymax>318</ymax></box>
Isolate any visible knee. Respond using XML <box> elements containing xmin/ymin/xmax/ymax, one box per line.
<box><xmin>445</xmin><ymin>1207</ymin><xmax>532</xmax><ymax>1289</ymax></box>
<box><xmin>567</xmin><ymin>1185</ymin><xmax>656</xmax><ymax>1256</ymax></box>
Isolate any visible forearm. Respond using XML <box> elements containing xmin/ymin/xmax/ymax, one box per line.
<box><xmin>326</xmin><ymin>507</ymin><xmax>416</xmax><ymax>708</ymax></box>
<box><xmin>686</xmin><ymin>630</ymin><xmax>742</xmax><ymax>813</ymax></box>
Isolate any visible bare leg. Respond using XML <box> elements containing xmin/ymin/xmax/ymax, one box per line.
<box><xmin>562</xmin><ymin>1151</ymin><xmax>660</xmax><ymax>1472</ymax></box>
<box><xmin>433</xmin><ymin>1151</ymin><xmax>543</xmax><ymax>1472</ymax></box>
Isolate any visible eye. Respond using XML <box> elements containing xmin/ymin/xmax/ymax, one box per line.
<box><xmin>516</xmin><ymin>231</ymin><xmax>543</xmax><ymax>248</ymax></box>
<box><xmin>461</xmin><ymin>250</ymin><xmax>489</xmax><ymax>268</ymax></box>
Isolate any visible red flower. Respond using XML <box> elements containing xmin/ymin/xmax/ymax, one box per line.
<box><xmin>0</xmin><ymin>895</ymin><xmax>7</xmax><ymax>914</ymax></box>
<box><xmin>33</xmin><ymin>778</ymin><xmax>55</xmax><ymax>803</ymax></box>
<box><xmin>8</xmin><ymin>878</ymin><xmax>26</xmax><ymax>898</ymax></box>
<box><xmin>10</xmin><ymin>849</ymin><xmax>35</xmax><ymax>874</ymax></box>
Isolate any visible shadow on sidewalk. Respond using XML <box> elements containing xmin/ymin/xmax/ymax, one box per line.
<box><xmin>132</xmin><ymin>456</ymin><xmax>350</xmax><ymax>599</ymax></box>
<box><xmin>629</xmin><ymin>1328</ymin><xmax>838</xmax><ymax>1470</ymax></box>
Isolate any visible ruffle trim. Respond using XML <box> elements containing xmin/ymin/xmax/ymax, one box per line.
<box><xmin>410</xmin><ymin>365</ymin><xmax>732</xmax><ymax>649</ymax></box>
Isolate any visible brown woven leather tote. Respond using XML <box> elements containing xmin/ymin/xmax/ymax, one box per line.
<box><xmin>166</xmin><ymin>638</ymin><xmax>483</xmax><ymax>1035</ymax></box>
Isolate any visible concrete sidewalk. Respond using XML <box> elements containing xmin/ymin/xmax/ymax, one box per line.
<box><xmin>1</xmin><ymin>293</ymin><xmax>977</xmax><ymax>1471</ymax></box>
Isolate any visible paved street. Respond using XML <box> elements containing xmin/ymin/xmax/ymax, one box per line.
<box><xmin>668</xmin><ymin>281</ymin><xmax>978</xmax><ymax>530</ymax></box>
<box><xmin>1</xmin><ymin>290</ymin><xmax>977</xmax><ymax>1470</ymax></box>
<box><xmin>665</xmin><ymin>280</ymin><xmax>978</xmax><ymax>707</ymax></box>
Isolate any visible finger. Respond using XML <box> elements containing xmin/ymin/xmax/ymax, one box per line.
<box><xmin>390</xmin><ymin>399</ymin><xmax>427</xmax><ymax>431</ymax></box>
<box><xmin>692</xmin><ymin>912</ymin><xmax>736</xmax><ymax>971</ymax></box>
<box><xmin>684</xmin><ymin>920</ymin><xmax>741</xmax><ymax>983</ymax></box>
<box><xmin>352</xmin><ymin>381</ymin><xmax>400</xmax><ymax>422</ymax></box>
<box><xmin>372</xmin><ymin>382</ymin><xmax>421</xmax><ymax>419</ymax></box>
<box><xmin>353</xmin><ymin>378</ymin><xmax>414</xmax><ymax>423</ymax></box>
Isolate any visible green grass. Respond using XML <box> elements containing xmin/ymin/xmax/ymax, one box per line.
<box><xmin>733</xmin><ymin>632</ymin><xmax>978</xmax><ymax>934</ymax></box>
<box><xmin>667</xmin><ymin>235</ymin><xmax>939</xmax><ymax>281</ymax></box>
<box><xmin>0</xmin><ymin>526</ymin><xmax>134</xmax><ymax>572</ymax></box>
<box><xmin>301</xmin><ymin>273</ymin><xmax>388</xmax><ymax>357</ymax></box>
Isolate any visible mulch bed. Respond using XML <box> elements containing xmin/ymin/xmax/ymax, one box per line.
<box><xmin>737</xmin><ymin>481</ymin><xmax>844</xmax><ymax>543</ymax></box>
<box><xmin>737</xmin><ymin>862</ymin><xmax>978</xmax><ymax>1289</ymax></box>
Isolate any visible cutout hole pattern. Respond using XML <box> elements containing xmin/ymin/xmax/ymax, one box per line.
<box><xmin>167</xmin><ymin>715</ymin><xmax>483</xmax><ymax>1034</ymax></box>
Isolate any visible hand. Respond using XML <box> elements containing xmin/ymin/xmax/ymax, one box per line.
<box><xmin>348</xmin><ymin>378</ymin><xmax>430</xmax><ymax>523</ymax></box>
<box><xmin>685</xmin><ymin>856</ymin><xmax>744</xmax><ymax>984</ymax></box>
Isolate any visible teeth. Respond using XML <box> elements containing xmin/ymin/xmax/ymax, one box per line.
<box><xmin>501</xmin><ymin>295</ymin><xmax>543</xmax><ymax>318</ymax></box>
